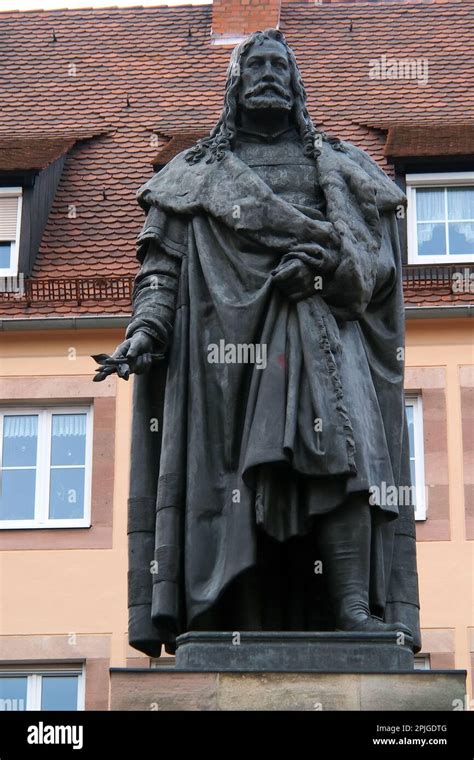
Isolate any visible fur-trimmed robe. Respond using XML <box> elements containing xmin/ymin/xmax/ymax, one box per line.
<box><xmin>127</xmin><ymin>138</ymin><xmax>421</xmax><ymax>656</ymax></box>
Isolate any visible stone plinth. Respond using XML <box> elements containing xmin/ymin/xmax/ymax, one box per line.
<box><xmin>175</xmin><ymin>631</ymin><xmax>414</xmax><ymax>672</ymax></box>
<box><xmin>110</xmin><ymin>668</ymin><xmax>467</xmax><ymax>711</ymax></box>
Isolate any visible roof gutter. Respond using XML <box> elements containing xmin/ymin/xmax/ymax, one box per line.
<box><xmin>405</xmin><ymin>304</ymin><xmax>473</xmax><ymax>319</ymax></box>
<box><xmin>0</xmin><ymin>305</ymin><xmax>472</xmax><ymax>331</ymax></box>
<box><xmin>0</xmin><ymin>315</ymin><xmax>130</xmax><ymax>331</ymax></box>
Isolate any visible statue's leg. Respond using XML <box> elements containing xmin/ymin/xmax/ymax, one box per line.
<box><xmin>317</xmin><ymin>494</ymin><xmax>412</xmax><ymax>636</ymax></box>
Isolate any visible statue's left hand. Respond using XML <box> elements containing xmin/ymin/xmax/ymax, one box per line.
<box><xmin>271</xmin><ymin>258</ymin><xmax>317</xmax><ymax>302</ymax></box>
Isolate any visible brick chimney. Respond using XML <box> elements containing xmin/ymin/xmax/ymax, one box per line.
<box><xmin>211</xmin><ymin>0</ymin><xmax>282</xmax><ymax>44</ymax></box>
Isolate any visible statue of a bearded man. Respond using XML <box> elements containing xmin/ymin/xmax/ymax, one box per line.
<box><xmin>95</xmin><ymin>29</ymin><xmax>421</xmax><ymax>658</ymax></box>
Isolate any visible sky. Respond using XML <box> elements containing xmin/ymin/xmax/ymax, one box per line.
<box><xmin>0</xmin><ymin>0</ymin><xmax>208</xmax><ymax>11</ymax></box>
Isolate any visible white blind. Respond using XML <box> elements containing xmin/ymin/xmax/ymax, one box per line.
<box><xmin>3</xmin><ymin>415</ymin><xmax>38</xmax><ymax>439</ymax></box>
<box><xmin>3</xmin><ymin>413</ymin><xmax>87</xmax><ymax>438</ymax></box>
<box><xmin>0</xmin><ymin>196</ymin><xmax>19</xmax><ymax>240</ymax></box>
<box><xmin>52</xmin><ymin>414</ymin><xmax>87</xmax><ymax>437</ymax></box>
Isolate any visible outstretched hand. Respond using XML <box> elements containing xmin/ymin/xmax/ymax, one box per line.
<box><xmin>92</xmin><ymin>331</ymin><xmax>164</xmax><ymax>382</ymax></box>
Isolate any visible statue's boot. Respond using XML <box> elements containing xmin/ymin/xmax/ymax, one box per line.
<box><xmin>318</xmin><ymin>495</ymin><xmax>413</xmax><ymax>638</ymax></box>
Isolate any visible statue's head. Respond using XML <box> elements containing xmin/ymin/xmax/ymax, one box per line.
<box><xmin>186</xmin><ymin>29</ymin><xmax>331</xmax><ymax>165</ymax></box>
<box><xmin>236</xmin><ymin>31</ymin><xmax>294</xmax><ymax>116</ymax></box>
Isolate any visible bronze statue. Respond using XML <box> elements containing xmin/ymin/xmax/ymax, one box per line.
<box><xmin>94</xmin><ymin>29</ymin><xmax>420</xmax><ymax>659</ymax></box>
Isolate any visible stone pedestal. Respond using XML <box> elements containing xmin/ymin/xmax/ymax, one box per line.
<box><xmin>110</xmin><ymin>668</ymin><xmax>466</xmax><ymax>711</ymax></box>
<box><xmin>175</xmin><ymin>631</ymin><xmax>414</xmax><ymax>672</ymax></box>
<box><xmin>110</xmin><ymin>632</ymin><xmax>467</xmax><ymax>711</ymax></box>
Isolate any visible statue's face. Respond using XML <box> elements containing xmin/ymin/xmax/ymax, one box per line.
<box><xmin>238</xmin><ymin>38</ymin><xmax>294</xmax><ymax>114</ymax></box>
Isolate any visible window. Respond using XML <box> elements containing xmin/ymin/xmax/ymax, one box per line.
<box><xmin>414</xmin><ymin>654</ymin><xmax>431</xmax><ymax>670</ymax></box>
<box><xmin>405</xmin><ymin>396</ymin><xmax>426</xmax><ymax>521</ymax></box>
<box><xmin>0</xmin><ymin>666</ymin><xmax>84</xmax><ymax>711</ymax></box>
<box><xmin>0</xmin><ymin>406</ymin><xmax>93</xmax><ymax>529</ymax></box>
<box><xmin>0</xmin><ymin>187</ymin><xmax>22</xmax><ymax>276</ymax></box>
<box><xmin>407</xmin><ymin>172</ymin><xmax>474</xmax><ymax>264</ymax></box>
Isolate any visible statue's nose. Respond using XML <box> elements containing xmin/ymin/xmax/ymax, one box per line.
<box><xmin>261</xmin><ymin>61</ymin><xmax>275</xmax><ymax>80</ymax></box>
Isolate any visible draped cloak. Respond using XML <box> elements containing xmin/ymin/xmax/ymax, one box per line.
<box><xmin>127</xmin><ymin>137</ymin><xmax>421</xmax><ymax>656</ymax></box>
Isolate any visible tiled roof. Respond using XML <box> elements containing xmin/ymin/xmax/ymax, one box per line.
<box><xmin>403</xmin><ymin>285</ymin><xmax>474</xmax><ymax>307</ymax></box>
<box><xmin>0</xmin><ymin>1</ymin><xmax>473</xmax><ymax>317</ymax></box>
<box><xmin>404</xmin><ymin>287</ymin><xmax>473</xmax><ymax>307</ymax></box>
<box><xmin>0</xmin><ymin>130</ymin><xmax>107</xmax><ymax>172</ymax></box>
<box><xmin>384</xmin><ymin>123</ymin><xmax>474</xmax><ymax>157</ymax></box>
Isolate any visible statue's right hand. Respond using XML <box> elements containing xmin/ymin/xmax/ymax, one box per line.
<box><xmin>110</xmin><ymin>331</ymin><xmax>157</xmax><ymax>378</ymax></box>
<box><xmin>92</xmin><ymin>331</ymin><xmax>158</xmax><ymax>381</ymax></box>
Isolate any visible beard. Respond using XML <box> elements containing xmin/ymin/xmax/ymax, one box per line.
<box><xmin>243</xmin><ymin>93</ymin><xmax>293</xmax><ymax>111</ymax></box>
<box><xmin>241</xmin><ymin>83</ymin><xmax>294</xmax><ymax>112</ymax></box>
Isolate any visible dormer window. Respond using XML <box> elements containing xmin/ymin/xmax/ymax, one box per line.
<box><xmin>0</xmin><ymin>187</ymin><xmax>22</xmax><ymax>276</ymax></box>
<box><xmin>407</xmin><ymin>172</ymin><xmax>474</xmax><ymax>264</ymax></box>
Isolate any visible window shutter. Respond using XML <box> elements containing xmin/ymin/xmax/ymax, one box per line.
<box><xmin>0</xmin><ymin>196</ymin><xmax>19</xmax><ymax>240</ymax></box>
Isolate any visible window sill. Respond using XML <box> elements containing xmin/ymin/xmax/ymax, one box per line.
<box><xmin>408</xmin><ymin>257</ymin><xmax>474</xmax><ymax>266</ymax></box>
<box><xmin>0</xmin><ymin>521</ymin><xmax>91</xmax><ymax>530</ymax></box>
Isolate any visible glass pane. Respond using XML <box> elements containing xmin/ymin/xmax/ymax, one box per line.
<box><xmin>0</xmin><ymin>469</ymin><xmax>36</xmax><ymax>520</ymax></box>
<box><xmin>2</xmin><ymin>415</ymin><xmax>38</xmax><ymax>467</ymax></box>
<box><xmin>0</xmin><ymin>243</ymin><xmax>11</xmax><ymax>269</ymax></box>
<box><xmin>51</xmin><ymin>414</ymin><xmax>86</xmax><ymax>466</ymax></box>
<box><xmin>448</xmin><ymin>222</ymin><xmax>474</xmax><ymax>255</ymax></box>
<box><xmin>416</xmin><ymin>188</ymin><xmax>445</xmax><ymax>221</ymax></box>
<box><xmin>49</xmin><ymin>467</ymin><xmax>85</xmax><ymax>519</ymax></box>
<box><xmin>447</xmin><ymin>186</ymin><xmax>474</xmax><ymax>220</ymax></box>
<box><xmin>417</xmin><ymin>222</ymin><xmax>446</xmax><ymax>256</ymax></box>
<box><xmin>41</xmin><ymin>676</ymin><xmax>78</xmax><ymax>711</ymax></box>
<box><xmin>0</xmin><ymin>676</ymin><xmax>27</xmax><ymax>711</ymax></box>
<box><xmin>406</xmin><ymin>404</ymin><xmax>414</xmax><ymax>453</ymax></box>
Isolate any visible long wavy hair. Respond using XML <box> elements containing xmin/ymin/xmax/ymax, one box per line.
<box><xmin>185</xmin><ymin>29</ymin><xmax>340</xmax><ymax>165</ymax></box>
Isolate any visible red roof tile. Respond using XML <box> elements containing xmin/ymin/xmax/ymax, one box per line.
<box><xmin>0</xmin><ymin>1</ymin><xmax>472</xmax><ymax>316</ymax></box>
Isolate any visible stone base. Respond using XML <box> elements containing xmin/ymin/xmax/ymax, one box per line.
<box><xmin>175</xmin><ymin>631</ymin><xmax>414</xmax><ymax>672</ymax></box>
<box><xmin>110</xmin><ymin>668</ymin><xmax>467</xmax><ymax>711</ymax></box>
<box><xmin>111</xmin><ymin>631</ymin><xmax>466</xmax><ymax>711</ymax></box>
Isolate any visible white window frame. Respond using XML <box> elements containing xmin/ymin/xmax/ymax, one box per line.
<box><xmin>0</xmin><ymin>186</ymin><xmax>22</xmax><ymax>277</ymax></box>
<box><xmin>406</xmin><ymin>171</ymin><xmax>474</xmax><ymax>264</ymax></box>
<box><xmin>405</xmin><ymin>395</ymin><xmax>427</xmax><ymax>521</ymax></box>
<box><xmin>0</xmin><ymin>665</ymin><xmax>85</xmax><ymax>711</ymax></box>
<box><xmin>414</xmin><ymin>654</ymin><xmax>431</xmax><ymax>671</ymax></box>
<box><xmin>0</xmin><ymin>405</ymin><xmax>93</xmax><ymax>529</ymax></box>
